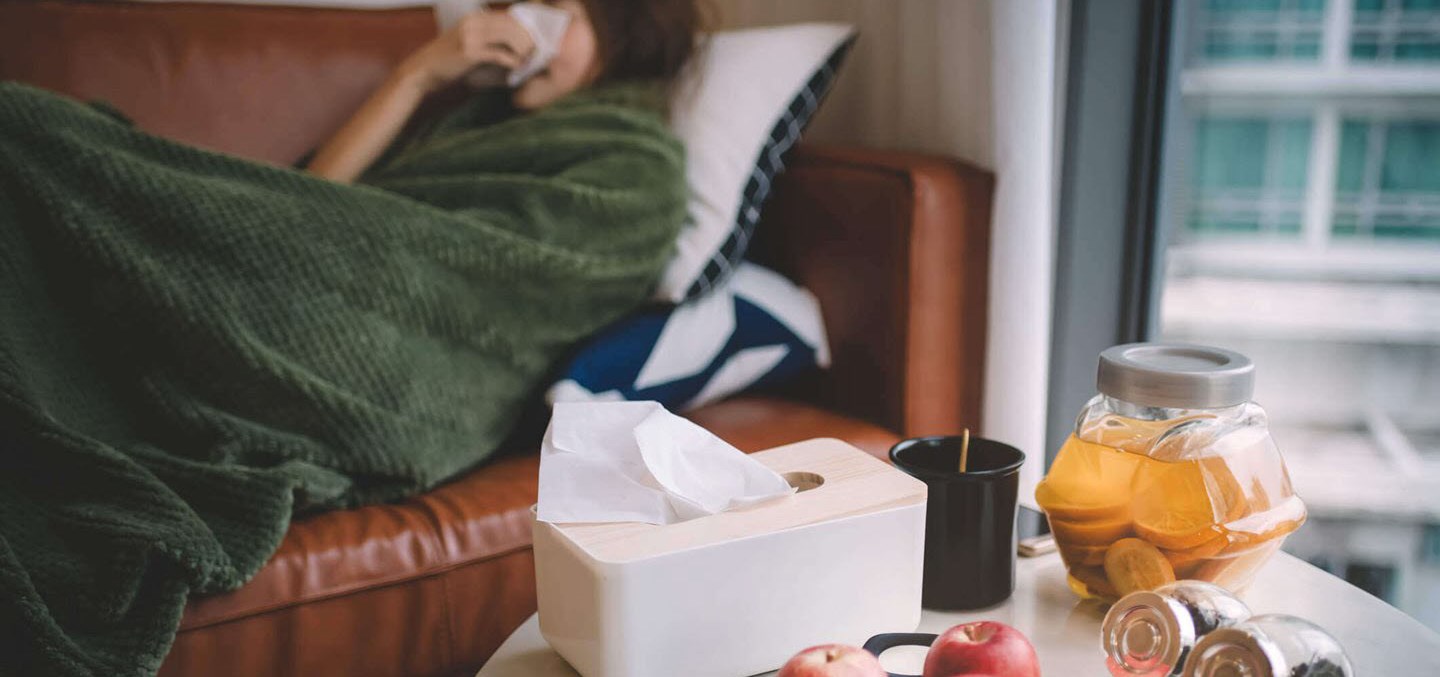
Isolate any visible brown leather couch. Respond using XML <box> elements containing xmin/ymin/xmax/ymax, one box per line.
<box><xmin>0</xmin><ymin>2</ymin><xmax>994</xmax><ymax>675</ymax></box>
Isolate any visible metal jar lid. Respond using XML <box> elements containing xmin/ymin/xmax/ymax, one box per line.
<box><xmin>1098</xmin><ymin>343</ymin><xmax>1255</xmax><ymax>409</ymax></box>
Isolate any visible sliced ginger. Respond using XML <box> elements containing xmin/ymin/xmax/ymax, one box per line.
<box><xmin>1104</xmin><ymin>537</ymin><xmax>1176</xmax><ymax>596</ymax></box>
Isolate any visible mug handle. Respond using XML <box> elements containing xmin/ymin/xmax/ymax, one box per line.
<box><xmin>861</xmin><ymin>632</ymin><xmax>938</xmax><ymax>677</ymax></box>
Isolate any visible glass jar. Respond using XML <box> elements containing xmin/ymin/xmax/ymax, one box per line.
<box><xmin>1102</xmin><ymin>581</ymin><xmax>1253</xmax><ymax>676</ymax></box>
<box><xmin>1036</xmin><ymin>343</ymin><xmax>1307</xmax><ymax>601</ymax></box>
<box><xmin>1183</xmin><ymin>615</ymin><xmax>1354</xmax><ymax>677</ymax></box>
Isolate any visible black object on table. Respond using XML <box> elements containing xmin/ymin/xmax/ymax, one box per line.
<box><xmin>862</xmin><ymin>632</ymin><xmax>938</xmax><ymax>677</ymax></box>
<box><xmin>890</xmin><ymin>435</ymin><xmax>1026</xmax><ymax>610</ymax></box>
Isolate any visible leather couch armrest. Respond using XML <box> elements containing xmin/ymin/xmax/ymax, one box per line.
<box><xmin>749</xmin><ymin>144</ymin><xmax>993</xmax><ymax>438</ymax></box>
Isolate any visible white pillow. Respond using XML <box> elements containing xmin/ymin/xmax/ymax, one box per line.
<box><xmin>661</xmin><ymin>23</ymin><xmax>856</xmax><ymax>302</ymax></box>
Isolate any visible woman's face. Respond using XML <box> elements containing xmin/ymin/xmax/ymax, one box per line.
<box><xmin>512</xmin><ymin>0</ymin><xmax>601</xmax><ymax>110</ymax></box>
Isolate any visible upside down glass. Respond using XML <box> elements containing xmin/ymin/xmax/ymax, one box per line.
<box><xmin>1184</xmin><ymin>614</ymin><xmax>1354</xmax><ymax>677</ymax></box>
<box><xmin>1036</xmin><ymin>344</ymin><xmax>1307</xmax><ymax>601</ymax></box>
<box><xmin>1103</xmin><ymin>580</ymin><xmax>1253</xmax><ymax>676</ymax></box>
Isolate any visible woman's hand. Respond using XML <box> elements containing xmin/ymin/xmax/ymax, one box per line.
<box><xmin>305</xmin><ymin>9</ymin><xmax>535</xmax><ymax>182</ymax></box>
<box><xmin>306</xmin><ymin>10</ymin><xmax>534</xmax><ymax>183</ymax></box>
<box><xmin>399</xmin><ymin>10</ymin><xmax>536</xmax><ymax>94</ymax></box>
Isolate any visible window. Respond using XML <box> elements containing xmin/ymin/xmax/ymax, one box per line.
<box><xmin>1188</xmin><ymin>116</ymin><xmax>1311</xmax><ymax>236</ymax></box>
<box><xmin>1196</xmin><ymin>0</ymin><xmax>1327</xmax><ymax>63</ymax></box>
<box><xmin>1334</xmin><ymin>119</ymin><xmax>1440</xmax><ymax>240</ymax></box>
<box><xmin>1424</xmin><ymin>523</ymin><xmax>1440</xmax><ymax>563</ymax></box>
<box><xmin>1352</xmin><ymin>0</ymin><xmax>1440</xmax><ymax>62</ymax></box>
<box><xmin>1157</xmin><ymin>0</ymin><xmax>1440</xmax><ymax>629</ymax></box>
<box><xmin>1346</xmin><ymin>561</ymin><xmax>1400</xmax><ymax>601</ymax></box>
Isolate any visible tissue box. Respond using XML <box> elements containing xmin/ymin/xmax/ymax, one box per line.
<box><xmin>533</xmin><ymin>438</ymin><xmax>927</xmax><ymax>677</ymax></box>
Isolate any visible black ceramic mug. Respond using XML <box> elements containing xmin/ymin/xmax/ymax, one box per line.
<box><xmin>890</xmin><ymin>436</ymin><xmax>1026</xmax><ymax>610</ymax></box>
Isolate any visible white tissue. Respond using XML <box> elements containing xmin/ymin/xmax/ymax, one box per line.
<box><xmin>506</xmin><ymin>3</ymin><xmax>572</xmax><ymax>87</ymax></box>
<box><xmin>537</xmin><ymin>401</ymin><xmax>796</xmax><ymax>525</ymax></box>
<box><xmin>433</xmin><ymin>2</ymin><xmax>570</xmax><ymax>88</ymax></box>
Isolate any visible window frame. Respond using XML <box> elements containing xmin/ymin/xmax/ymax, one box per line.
<box><xmin>1045</xmin><ymin>0</ymin><xmax>1173</xmax><ymax>461</ymax></box>
<box><xmin>1051</xmin><ymin>0</ymin><xmax>1440</xmax><ymax>463</ymax></box>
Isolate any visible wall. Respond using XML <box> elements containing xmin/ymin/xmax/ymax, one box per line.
<box><xmin>986</xmin><ymin>0</ymin><xmax>1061</xmax><ymax>504</ymax></box>
<box><xmin>715</xmin><ymin>0</ymin><xmax>995</xmax><ymax>169</ymax></box>
<box><xmin>719</xmin><ymin>0</ymin><xmax>1062</xmax><ymax>503</ymax></box>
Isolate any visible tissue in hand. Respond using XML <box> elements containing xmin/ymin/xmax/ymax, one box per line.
<box><xmin>506</xmin><ymin>3</ymin><xmax>572</xmax><ymax>87</ymax></box>
<box><xmin>536</xmin><ymin>401</ymin><xmax>795</xmax><ymax>525</ymax></box>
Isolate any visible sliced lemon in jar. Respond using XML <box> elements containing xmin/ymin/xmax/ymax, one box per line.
<box><xmin>1036</xmin><ymin>435</ymin><xmax>1141</xmax><ymax>522</ymax></box>
<box><xmin>1132</xmin><ymin>456</ymin><xmax>1247</xmax><ymax>551</ymax></box>
<box><xmin>1058</xmin><ymin>541</ymin><xmax>1110</xmax><ymax>567</ymax></box>
<box><xmin>1104</xmin><ymin>537</ymin><xmax>1177</xmax><ymax>596</ymax></box>
<box><xmin>1161</xmin><ymin>533</ymin><xmax>1230</xmax><ymax>577</ymax></box>
<box><xmin>1037</xmin><ymin>491</ymin><xmax>1130</xmax><ymax>522</ymax></box>
<box><xmin>1050</xmin><ymin>516</ymin><xmax>1134</xmax><ymax>547</ymax></box>
<box><xmin>1068</xmin><ymin>564</ymin><xmax>1120</xmax><ymax>600</ymax></box>
<box><xmin>1134</xmin><ymin>512</ymin><xmax>1221</xmax><ymax>551</ymax></box>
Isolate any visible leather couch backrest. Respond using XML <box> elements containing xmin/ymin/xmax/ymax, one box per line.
<box><xmin>0</xmin><ymin>0</ymin><xmax>437</xmax><ymax>166</ymax></box>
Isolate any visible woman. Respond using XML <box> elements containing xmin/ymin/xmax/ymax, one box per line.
<box><xmin>311</xmin><ymin>0</ymin><xmax>698</xmax><ymax>182</ymax></box>
<box><xmin>0</xmin><ymin>2</ymin><xmax>700</xmax><ymax>676</ymax></box>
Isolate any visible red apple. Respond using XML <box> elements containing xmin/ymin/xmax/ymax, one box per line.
<box><xmin>923</xmin><ymin>621</ymin><xmax>1040</xmax><ymax>677</ymax></box>
<box><xmin>778</xmin><ymin>643</ymin><xmax>887</xmax><ymax>677</ymax></box>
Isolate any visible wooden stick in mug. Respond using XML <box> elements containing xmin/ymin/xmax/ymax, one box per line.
<box><xmin>959</xmin><ymin>428</ymin><xmax>970</xmax><ymax>473</ymax></box>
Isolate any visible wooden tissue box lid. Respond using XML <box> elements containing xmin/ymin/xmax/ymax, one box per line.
<box><xmin>553</xmin><ymin>438</ymin><xmax>927</xmax><ymax>563</ymax></box>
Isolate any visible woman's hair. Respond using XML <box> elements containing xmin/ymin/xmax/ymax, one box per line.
<box><xmin>580</xmin><ymin>0</ymin><xmax>707</xmax><ymax>85</ymax></box>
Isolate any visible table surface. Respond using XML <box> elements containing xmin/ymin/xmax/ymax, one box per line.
<box><xmin>476</xmin><ymin>551</ymin><xmax>1440</xmax><ymax>676</ymax></box>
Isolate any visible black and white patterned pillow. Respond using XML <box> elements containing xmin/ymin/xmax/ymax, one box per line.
<box><xmin>682</xmin><ymin>37</ymin><xmax>855</xmax><ymax>300</ymax></box>
<box><xmin>658</xmin><ymin>24</ymin><xmax>857</xmax><ymax>302</ymax></box>
<box><xmin>548</xmin><ymin>261</ymin><xmax>830</xmax><ymax>412</ymax></box>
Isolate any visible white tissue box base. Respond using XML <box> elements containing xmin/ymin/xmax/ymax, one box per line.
<box><xmin>533</xmin><ymin>438</ymin><xmax>926</xmax><ymax>677</ymax></box>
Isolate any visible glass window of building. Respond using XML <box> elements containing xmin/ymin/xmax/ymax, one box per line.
<box><xmin>1158</xmin><ymin>0</ymin><xmax>1440</xmax><ymax>631</ymax></box>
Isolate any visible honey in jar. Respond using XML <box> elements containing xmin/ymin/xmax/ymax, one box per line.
<box><xmin>1036</xmin><ymin>343</ymin><xmax>1306</xmax><ymax>601</ymax></box>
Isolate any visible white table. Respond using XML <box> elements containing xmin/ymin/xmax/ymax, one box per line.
<box><xmin>477</xmin><ymin>552</ymin><xmax>1440</xmax><ymax>676</ymax></box>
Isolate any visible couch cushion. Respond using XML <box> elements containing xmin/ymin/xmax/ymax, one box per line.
<box><xmin>160</xmin><ymin>396</ymin><xmax>898</xmax><ymax>676</ymax></box>
<box><xmin>684</xmin><ymin>396</ymin><xmax>898</xmax><ymax>457</ymax></box>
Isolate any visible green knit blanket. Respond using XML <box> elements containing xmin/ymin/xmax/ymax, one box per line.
<box><xmin>0</xmin><ymin>80</ymin><xmax>685</xmax><ymax>676</ymax></box>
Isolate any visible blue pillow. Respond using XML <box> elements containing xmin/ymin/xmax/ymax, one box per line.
<box><xmin>548</xmin><ymin>263</ymin><xmax>830</xmax><ymax>412</ymax></box>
